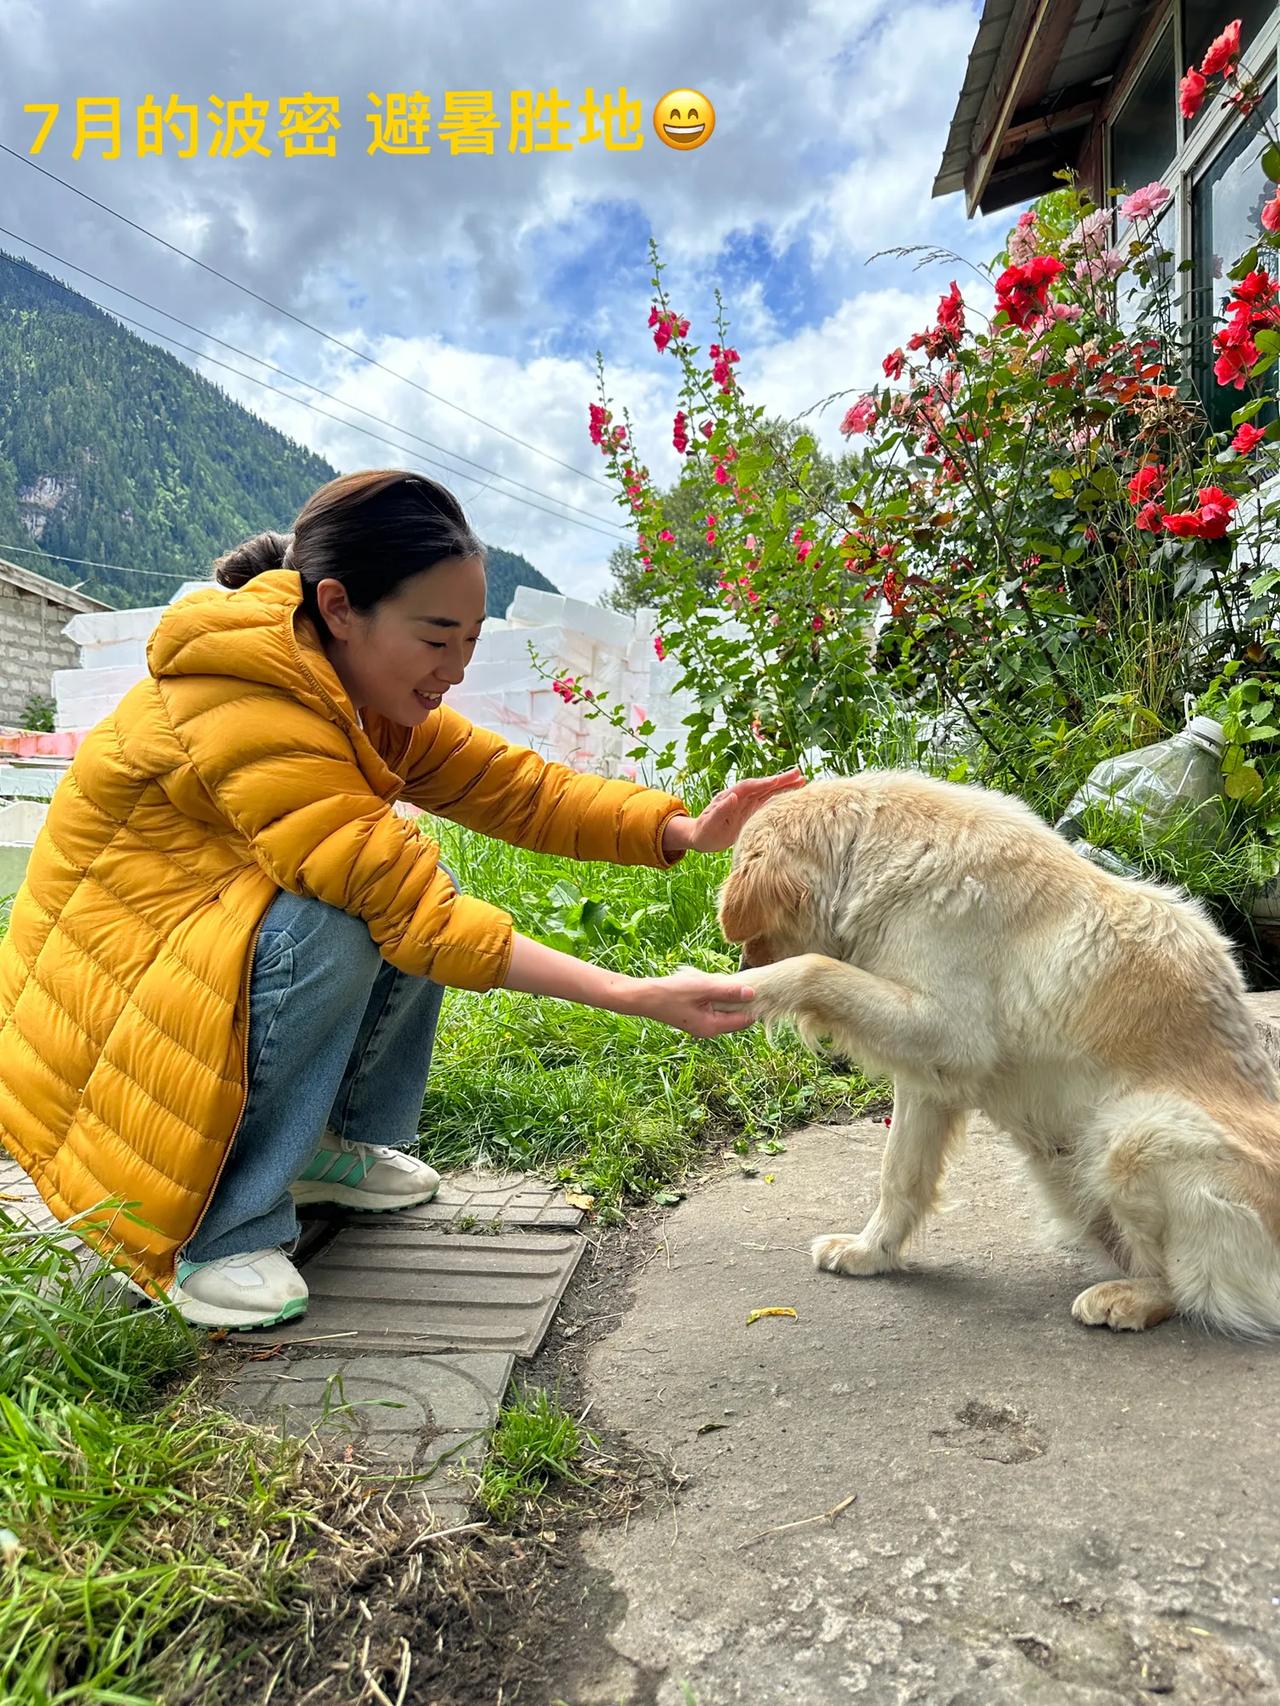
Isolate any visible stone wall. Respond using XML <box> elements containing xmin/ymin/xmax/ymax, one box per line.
<box><xmin>0</xmin><ymin>577</ymin><xmax>80</xmax><ymax>726</ymax></box>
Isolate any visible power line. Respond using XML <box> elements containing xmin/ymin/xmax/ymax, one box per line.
<box><xmin>0</xmin><ymin>228</ymin><xmax>627</xmax><ymax>533</ymax></box>
<box><xmin>0</xmin><ymin>142</ymin><xmax>613</xmax><ymax>491</ymax></box>
<box><xmin>0</xmin><ymin>243</ymin><xmax>630</xmax><ymax>541</ymax></box>
<box><xmin>0</xmin><ymin>538</ymin><xmax>188</xmax><ymax>578</ymax></box>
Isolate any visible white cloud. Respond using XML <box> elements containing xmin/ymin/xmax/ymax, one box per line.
<box><xmin>0</xmin><ymin>0</ymin><xmax>1023</xmax><ymax>603</ymax></box>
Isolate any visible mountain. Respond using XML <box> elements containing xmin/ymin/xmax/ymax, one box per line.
<box><xmin>0</xmin><ymin>251</ymin><xmax>559</xmax><ymax>616</ymax></box>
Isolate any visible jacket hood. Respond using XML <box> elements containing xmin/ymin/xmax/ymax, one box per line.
<box><xmin>147</xmin><ymin>569</ymin><xmax>356</xmax><ymax>726</ymax></box>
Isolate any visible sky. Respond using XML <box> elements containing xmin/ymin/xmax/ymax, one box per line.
<box><xmin>0</xmin><ymin>0</ymin><xmax>1015</xmax><ymax>603</ymax></box>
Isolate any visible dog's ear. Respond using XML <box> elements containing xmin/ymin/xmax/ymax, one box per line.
<box><xmin>718</xmin><ymin>854</ymin><xmax>808</xmax><ymax>943</ymax></box>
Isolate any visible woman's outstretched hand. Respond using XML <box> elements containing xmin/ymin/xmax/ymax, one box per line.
<box><xmin>627</xmin><ymin>967</ymin><xmax>758</xmax><ymax>1038</ymax></box>
<box><xmin>662</xmin><ymin>769</ymin><xmax>807</xmax><ymax>857</ymax></box>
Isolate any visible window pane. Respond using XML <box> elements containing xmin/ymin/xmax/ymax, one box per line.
<box><xmin>1191</xmin><ymin>80</ymin><xmax>1278</xmax><ymax>432</ymax></box>
<box><xmin>1111</xmin><ymin>24</ymin><xmax>1177</xmax><ymax>195</ymax></box>
<box><xmin>1118</xmin><ymin>204</ymin><xmax>1176</xmax><ymax>335</ymax></box>
<box><xmin>1183</xmin><ymin>1</ymin><xmax>1276</xmax><ymax>133</ymax></box>
<box><xmin>1183</xmin><ymin>1</ymin><xmax>1275</xmax><ymax>78</ymax></box>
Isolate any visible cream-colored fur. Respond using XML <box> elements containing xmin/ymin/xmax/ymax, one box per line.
<box><xmin>718</xmin><ymin>771</ymin><xmax>1280</xmax><ymax>1335</ymax></box>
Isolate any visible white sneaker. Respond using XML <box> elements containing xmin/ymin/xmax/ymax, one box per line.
<box><xmin>291</xmin><ymin>1128</ymin><xmax>441</xmax><ymax>1212</ymax></box>
<box><xmin>168</xmin><ymin>1246</ymin><xmax>309</xmax><ymax>1330</ymax></box>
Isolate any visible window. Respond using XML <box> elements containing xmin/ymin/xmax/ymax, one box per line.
<box><xmin>1191</xmin><ymin>79</ymin><xmax>1278</xmax><ymax>431</ymax></box>
<box><xmin>1110</xmin><ymin>24</ymin><xmax>1177</xmax><ymax>195</ymax></box>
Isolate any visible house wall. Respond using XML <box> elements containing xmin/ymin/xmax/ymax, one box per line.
<box><xmin>0</xmin><ymin>578</ymin><xmax>82</xmax><ymax>726</ymax></box>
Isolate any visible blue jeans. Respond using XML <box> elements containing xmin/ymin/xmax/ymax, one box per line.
<box><xmin>183</xmin><ymin>888</ymin><xmax>447</xmax><ymax>1263</ymax></box>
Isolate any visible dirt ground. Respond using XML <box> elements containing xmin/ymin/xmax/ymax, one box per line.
<box><xmin>229</xmin><ymin>1112</ymin><xmax>1280</xmax><ymax>1705</ymax></box>
<box><xmin>539</xmin><ymin>1116</ymin><xmax>1280</xmax><ymax>1706</ymax></box>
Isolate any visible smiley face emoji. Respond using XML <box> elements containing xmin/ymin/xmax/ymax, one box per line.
<box><xmin>654</xmin><ymin>88</ymin><xmax>715</xmax><ymax>151</ymax></box>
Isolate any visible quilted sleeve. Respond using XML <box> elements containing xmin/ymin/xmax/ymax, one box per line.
<box><xmin>396</xmin><ymin>705</ymin><xmax>689</xmax><ymax>867</ymax></box>
<box><xmin>158</xmin><ymin>687</ymin><xmax>515</xmax><ymax>991</ymax></box>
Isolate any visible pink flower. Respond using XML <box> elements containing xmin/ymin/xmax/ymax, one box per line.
<box><xmin>811</xmin><ymin>614</ymin><xmax>824</xmax><ymax>632</ymax></box>
<box><xmin>710</xmin><ymin>344</ymin><xmax>740</xmax><ymax>390</ymax></box>
<box><xmin>1262</xmin><ymin>191</ymin><xmax>1280</xmax><ymax>234</ymax></box>
<box><xmin>653</xmin><ymin>635</ymin><xmax>667</xmax><ymax>661</ymax></box>
<box><xmin>1068</xmin><ymin>208</ymin><xmax>1112</xmax><ymax>249</ymax></box>
<box><xmin>648</xmin><ymin>305</ymin><xmax>690</xmax><ymax>353</ymax></box>
<box><xmin>700</xmin><ymin>419</ymin><xmax>714</xmax><ymax>438</ymax></box>
<box><xmin>882</xmin><ymin>347</ymin><xmax>906</xmax><ymax>380</ymax></box>
<box><xmin>1232</xmin><ymin>421</ymin><xmax>1267</xmax><ymax>453</ymax></box>
<box><xmin>1076</xmin><ymin>248</ymin><xmax>1127</xmax><ymax>283</ymax></box>
<box><xmin>588</xmin><ymin>403</ymin><xmax>609</xmax><ymax>447</ymax></box>
<box><xmin>1179</xmin><ymin>66</ymin><xmax>1207</xmax><ymax>119</ymax></box>
<box><xmin>1007</xmin><ymin>209</ymin><xmax>1039</xmax><ymax>266</ymax></box>
<box><xmin>672</xmin><ymin>410</ymin><xmax>689</xmax><ymax>454</ymax></box>
<box><xmin>840</xmin><ymin>396</ymin><xmax>878</xmax><ymax>436</ymax></box>
<box><xmin>713</xmin><ymin>461</ymin><xmax>731</xmax><ymax>484</ymax></box>
<box><xmin>552</xmin><ymin>674</ymin><xmax>580</xmax><ymax>703</ymax></box>
<box><xmin>1119</xmin><ymin>182</ymin><xmax>1172</xmax><ymax>222</ymax></box>
<box><xmin>658</xmin><ymin>528</ymin><xmax>675</xmax><ymax>543</ymax></box>
<box><xmin>1200</xmin><ymin>19</ymin><xmax>1241</xmax><ymax>78</ymax></box>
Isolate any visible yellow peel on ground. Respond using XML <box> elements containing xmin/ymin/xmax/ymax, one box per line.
<box><xmin>746</xmin><ymin>1307</ymin><xmax>798</xmax><ymax>1325</ymax></box>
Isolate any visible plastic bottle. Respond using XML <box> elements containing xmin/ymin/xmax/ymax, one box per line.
<box><xmin>1055</xmin><ymin>696</ymin><xmax>1227</xmax><ymax>876</ymax></box>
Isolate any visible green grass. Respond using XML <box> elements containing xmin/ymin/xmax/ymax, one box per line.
<box><xmin>474</xmin><ymin>1387</ymin><xmax>596</xmax><ymax>1522</ymax></box>
<box><xmin>419</xmin><ymin>818</ymin><xmax>870</xmax><ymax>1213</ymax></box>
<box><xmin>0</xmin><ymin>1217</ymin><xmax>411</xmax><ymax>1703</ymax></box>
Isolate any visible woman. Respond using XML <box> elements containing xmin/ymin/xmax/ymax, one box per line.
<box><xmin>0</xmin><ymin>470</ymin><xmax>803</xmax><ymax>1330</ymax></box>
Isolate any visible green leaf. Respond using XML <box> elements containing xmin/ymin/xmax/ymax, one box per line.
<box><xmin>1224</xmin><ymin>764</ymin><xmax>1264</xmax><ymax>802</ymax></box>
<box><xmin>1254</xmin><ymin>329</ymin><xmax>1280</xmax><ymax>356</ymax></box>
<box><xmin>1263</xmin><ymin>144</ymin><xmax>1280</xmax><ymax>185</ymax></box>
<box><xmin>1228</xmin><ymin>245</ymin><xmax>1261</xmax><ymax>280</ymax></box>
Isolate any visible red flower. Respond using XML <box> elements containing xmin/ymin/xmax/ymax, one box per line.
<box><xmin>1231</xmin><ymin>271</ymin><xmax>1277</xmax><ymax>306</ymax></box>
<box><xmin>653</xmin><ymin>635</ymin><xmax>667</xmax><ymax>662</ymax></box>
<box><xmin>936</xmin><ymin>280</ymin><xmax>965</xmax><ymax>338</ymax></box>
<box><xmin>1161</xmin><ymin>486</ymin><xmax>1237</xmax><ymax>540</ymax></box>
<box><xmin>1135</xmin><ymin>501</ymin><xmax>1167</xmax><ymax>533</ymax></box>
<box><xmin>1214</xmin><ymin>337</ymin><xmax>1258</xmax><ymax>388</ymax></box>
<box><xmin>1196</xmin><ymin>485</ymin><xmax>1236</xmax><ymax>532</ymax></box>
<box><xmin>1232</xmin><ymin>421</ymin><xmax>1267</xmax><ymax>453</ymax></box>
<box><xmin>1179</xmin><ymin>67</ymin><xmax>1207</xmax><ymax>119</ymax></box>
<box><xmin>1262</xmin><ymin>191</ymin><xmax>1280</xmax><ymax>234</ymax></box>
<box><xmin>588</xmin><ymin>403</ymin><xmax>610</xmax><ymax>448</ymax></box>
<box><xmin>882</xmin><ymin>347</ymin><xmax>906</xmax><ymax>380</ymax></box>
<box><xmin>1126</xmin><ymin>463</ymin><xmax>1165</xmax><ymax>505</ymax></box>
<box><xmin>672</xmin><ymin>410</ymin><xmax>689</xmax><ymax>454</ymax></box>
<box><xmin>995</xmin><ymin>256</ymin><xmax>1066</xmax><ymax>329</ymax></box>
<box><xmin>1200</xmin><ymin>19</ymin><xmax>1241</xmax><ymax>78</ymax></box>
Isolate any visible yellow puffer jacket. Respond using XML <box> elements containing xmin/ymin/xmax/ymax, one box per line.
<box><xmin>0</xmin><ymin>569</ymin><xmax>686</xmax><ymax>1293</ymax></box>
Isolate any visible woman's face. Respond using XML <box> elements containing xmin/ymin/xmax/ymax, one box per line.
<box><xmin>315</xmin><ymin>555</ymin><xmax>487</xmax><ymax>727</ymax></box>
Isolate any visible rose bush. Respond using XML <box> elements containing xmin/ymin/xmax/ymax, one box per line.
<box><xmin>550</xmin><ymin>16</ymin><xmax>1280</xmax><ymax>903</ymax></box>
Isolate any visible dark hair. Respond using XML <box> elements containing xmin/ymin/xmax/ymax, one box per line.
<box><xmin>212</xmin><ymin>469</ymin><xmax>485</xmax><ymax>626</ymax></box>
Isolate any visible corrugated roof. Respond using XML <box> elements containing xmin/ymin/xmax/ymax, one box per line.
<box><xmin>934</xmin><ymin>0</ymin><xmax>1156</xmax><ymax>211</ymax></box>
<box><xmin>0</xmin><ymin>556</ymin><xmax>110</xmax><ymax>613</ymax></box>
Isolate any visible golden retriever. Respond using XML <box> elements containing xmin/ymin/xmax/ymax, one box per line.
<box><xmin>718</xmin><ymin>771</ymin><xmax>1280</xmax><ymax>1335</ymax></box>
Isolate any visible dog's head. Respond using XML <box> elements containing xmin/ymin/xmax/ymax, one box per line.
<box><xmin>718</xmin><ymin>802</ymin><xmax>817</xmax><ymax>969</ymax></box>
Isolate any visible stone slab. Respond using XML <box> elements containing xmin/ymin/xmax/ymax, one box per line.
<box><xmin>265</xmin><ymin>1222</ymin><xmax>586</xmax><ymax>1356</ymax></box>
<box><xmin>223</xmin><ymin>1347</ymin><xmax>512</xmax><ymax>1519</ymax></box>
<box><xmin>299</xmin><ymin>1168</ymin><xmax>585</xmax><ymax>1233</ymax></box>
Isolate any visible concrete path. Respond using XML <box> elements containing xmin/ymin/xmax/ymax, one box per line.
<box><xmin>563</xmin><ymin>1111</ymin><xmax>1280</xmax><ymax>1705</ymax></box>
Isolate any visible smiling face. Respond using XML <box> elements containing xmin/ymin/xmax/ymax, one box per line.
<box><xmin>654</xmin><ymin>87</ymin><xmax>716</xmax><ymax>151</ymax></box>
<box><xmin>313</xmin><ymin>554</ymin><xmax>487</xmax><ymax>727</ymax></box>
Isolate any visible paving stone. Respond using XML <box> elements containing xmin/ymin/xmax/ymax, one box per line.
<box><xmin>223</xmin><ymin>1348</ymin><xmax>512</xmax><ymax>1506</ymax></box>
<box><xmin>297</xmin><ymin>1168</ymin><xmax>584</xmax><ymax>1235</ymax></box>
<box><xmin>265</xmin><ymin>1222</ymin><xmax>587</xmax><ymax>1356</ymax></box>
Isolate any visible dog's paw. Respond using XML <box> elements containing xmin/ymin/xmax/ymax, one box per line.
<box><xmin>1071</xmin><ymin>1279</ymin><xmax>1175</xmax><ymax>1332</ymax></box>
<box><xmin>811</xmin><ymin>1232</ymin><xmax>900</xmax><ymax>1276</ymax></box>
